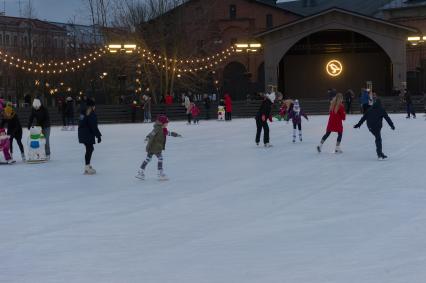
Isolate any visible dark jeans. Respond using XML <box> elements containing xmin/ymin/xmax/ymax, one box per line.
<box><xmin>362</xmin><ymin>104</ymin><xmax>370</xmax><ymax>114</ymax></box>
<box><xmin>369</xmin><ymin>128</ymin><xmax>383</xmax><ymax>156</ymax></box>
<box><xmin>84</xmin><ymin>143</ymin><xmax>94</xmax><ymax>165</ymax></box>
<box><xmin>10</xmin><ymin>135</ymin><xmax>25</xmax><ymax>154</ymax></box>
<box><xmin>187</xmin><ymin>113</ymin><xmax>192</xmax><ymax>124</ymax></box>
<box><xmin>225</xmin><ymin>112</ymin><xmax>232</xmax><ymax>121</ymax></box>
<box><xmin>345</xmin><ymin>102</ymin><xmax>352</xmax><ymax>114</ymax></box>
<box><xmin>293</xmin><ymin>123</ymin><xmax>302</xmax><ymax>130</ymax></box>
<box><xmin>406</xmin><ymin>103</ymin><xmax>416</xmax><ymax>118</ymax></box>
<box><xmin>255</xmin><ymin>117</ymin><xmax>269</xmax><ymax>144</ymax></box>
<box><xmin>321</xmin><ymin>131</ymin><xmax>343</xmax><ymax>143</ymax></box>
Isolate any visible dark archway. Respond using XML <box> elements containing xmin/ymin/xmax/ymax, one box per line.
<box><xmin>223</xmin><ymin>62</ymin><xmax>249</xmax><ymax>100</ymax></box>
<box><xmin>278</xmin><ymin>30</ymin><xmax>392</xmax><ymax>98</ymax></box>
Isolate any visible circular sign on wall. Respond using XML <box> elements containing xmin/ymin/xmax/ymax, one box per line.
<box><xmin>326</xmin><ymin>60</ymin><xmax>343</xmax><ymax>77</ymax></box>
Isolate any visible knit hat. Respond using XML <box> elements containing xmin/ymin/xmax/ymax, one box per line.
<box><xmin>266</xmin><ymin>92</ymin><xmax>276</xmax><ymax>103</ymax></box>
<box><xmin>157</xmin><ymin>115</ymin><xmax>169</xmax><ymax>125</ymax></box>
<box><xmin>4</xmin><ymin>105</ymin><xmax>14</xmax><ymax>117</ymax></box>
<box><xmin>293</xmin><ymin>99</ymin><xmax>300</xmax><ymax>112</ymax></box>
<box><xmin>86</xmin><ymin>98</ymin><xmax>95</xmax><ymax>107</ymax></box>
<box><xmin>32</xmin><ymin>98</ymin><xmax>42</xmax><ymax>109</ymax></box>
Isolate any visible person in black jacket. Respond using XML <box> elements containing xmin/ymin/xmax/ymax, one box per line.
<box><xmin>27</xmin><ymin>98</ymin><xmax>51</xmax><ymax>160</ymax></box>
<box><xmin>403</xmin><ymin>89</ymin><xmax>416</xmax><ymax>119</ymax></box>
<box><xmin>78</xmin><ymin>99</ymin><xmax>102</xmax><ymax>175</ymax></box>
<box><xmin>354</xmin><ymin>99</ymin><xmax>395</xmax><ymax>160</ymax></box>
<box><xmin>203</xmin><ymin>94</ymin><xmax>211</xmax><ymax>120</ymax></box>
<box><xmin>255</xmin><ymin>91</ymin><xmax>275</xmax><ymax>147</ymax></box>
<box><xmin>65</xmin><ymin>96</ymin><xmax>75</xmax><ymax>130</ymax></box>
<box><xmin>1</xmin><ymin>105</ymin><xmax>25</xmax><ymax>161</ymax></box>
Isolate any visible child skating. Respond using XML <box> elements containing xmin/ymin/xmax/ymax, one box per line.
<box><xmin>317</xmin><ymin>93</ymin><xmax>346</xmax><ymax>154</ymax></box>
<box><xmin>190</xmin><ymin>102</ymin><xmax>201</xmax><ymax>124</ymax></box>
<box><xmin>354</xmin><ymin>98</ymin><xmax>395</xmax><ymax>160</ymax></box>
<box><xmin>0</xmin><ymin>128</ymin><xmax>15</xmax><ymax>164</ymax></box>
<box><xmin>136</xmin><ymin>115</ymin><xmax>182</xmax><ymax>181</ymax></box>
<box><xmin>287</xmin><ymin>99</ymin><xmax>308</xmax><ymax>142</ymax></box>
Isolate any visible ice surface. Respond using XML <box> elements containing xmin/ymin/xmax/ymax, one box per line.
<box><xmin>1</xmin><ymin>114</ymin><xmax>426</xmax><ymax>283</ymax></box>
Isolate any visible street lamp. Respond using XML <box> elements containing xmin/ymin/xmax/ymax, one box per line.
<box><xmin>108</xmin><ymin>44</ymin><xmax>137</xmax><ymax>54</ymax></box>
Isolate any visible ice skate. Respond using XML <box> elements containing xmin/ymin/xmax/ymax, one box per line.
<box><xmin>256</xmin><ymin>142</ymin><xmax>259</xmax><ymax>146</ymax></box>
<box><xmin>317</xmin><ymin>144</ymin><xmax>322</xmax><ymax>153</ymax></box>
<box><xmin>61</xmin><ymin>126</ymin><xmax>67</xmax><ymax>131</ymax></box>
<box><xmin>7</xmin><ymin>159</ymin><xmax>16</xmax><ymax>164</ymax></box>
<box><xmin>21</xmin><ymin>153</ymin><xmax>26</xmax><ymax>162</ymax></box>
<box><xmin>135</xmin><ymin>170</ymin><xmax>145</xmax><ymax>180</ymax></box>
<box><xmin>84</xmin><ymin>165</ymin><xmax>96</xmax><ymax>175</ymax></box>
<box><xmin>292</xmin><ymin>136</ymin><xmax>296</xmax><ymax>143</ymax></box>
<box><xmin>378</xmin><ymin>153</ymin><xmax>388</xmax><ymax>160</ymax></box>
<box><xmin>264</xmin><ymin>143</ymin><xmax>273</xmax><ymax>148</ymax></box>
<box><xmin>158</xmin><ymin>170</ymin><xmax>169</xmax><ymax>181</ymax></box>
<box><xmin>299</xmin><ymin>134</ymin><xmax>303</xmax><ymax>142</ymax></box>
<box><xmin>335</xmin><ymin>146</ymin><xmax>343</xmax><ymax>154</ymax></box>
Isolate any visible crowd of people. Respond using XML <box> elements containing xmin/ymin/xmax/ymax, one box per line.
<box><xmin>0</xmin><ymin>85</ymin><xmax>422</xmax><ymax>177</ymax></box>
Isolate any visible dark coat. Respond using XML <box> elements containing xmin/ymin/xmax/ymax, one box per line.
<box><xmin>65</xmin><ymin>100</ymin><xmax>74</xmax><ymax>117</ymax></box>
<box><xmin>1</xmin><ymin>113</ymin><xmax>23</xmax><ymax>139</ymax></box>
<box><xmin>288</xmin><ymin>109</ymin><xmax>308</xmax><ymax>125</ymax></box>
<box><xmin>204</xmin><ymin>97</ymin><xmax>211</xmax><ymax>109</ymax></box>
<box><xmin>355</xmin><ymin>100</ymin><xmax>394</xmax><ymax>131</ymax></box>
<box><xmin>78</xmin><ymin>111</ymin><xmax>102</xmax><ymax>144</ymax></box>
<box><xmin>28</xmin><ymin>106</ymin><xmax>50</xmax><ymax>129</ymax></box>
<box><xmin>256</xmin><ymin>98</ymin><xmax>273</xmax><ymax>119</ymax></box>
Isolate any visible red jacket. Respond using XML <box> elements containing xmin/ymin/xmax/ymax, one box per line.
<box><xmin>165</xmin><ymin>95</ymin><xmax>173</xmax><ymax>105</ymax></box>
<box><xmin>191</xmin><ymin>105</ymin><xmax>200</xmax><ymax>117</ymax></box>
<box><xmin>326</xmin><ymin>104</ymin><xmax>346</xmax><ymax>133</ymax></box>
<box><xmin>224</xmin><ymin>94</ymin><xmax>232</xmax><ymax>113</ymax></box>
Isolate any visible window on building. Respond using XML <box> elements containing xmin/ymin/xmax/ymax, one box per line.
<box><xmin>5</xmin><ymin>35</ymin><xmax>10</xmax><ymax>46</ymax></box>
<box><xmin>13</xmin><ymin>36</ymin><xmax>17</xmax><ymax>47</ymax></box>
<box><xmin>61</xmin><ymin>39</ymin><xmax>64</xmax><ymax>48</ymax></box>
<box><xmin>54</xmin><ymin>38</ymin><xmax>58</xmax><ymax>48</ymax></box>
<box><xmin>229</xmin><ymin>5</ymin><xmax>237</xmax><ymax>19</ymax></box>
<box><xmin>23</xmin><ymin>36</ymin><xmax>28</xmax><ymax>47</ymax></box>
<box><xmin>266</xmin><ymin>14</ymin><xmax>273</xmax><ymax>29</ymax></box>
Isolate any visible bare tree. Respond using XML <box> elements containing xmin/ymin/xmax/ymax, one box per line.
<box><xmin>23</xmin><ymin>0</ymin><xmax>37</xmax><ymax>19</ymax></box>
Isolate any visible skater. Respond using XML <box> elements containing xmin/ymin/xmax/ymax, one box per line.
<box><xmin>287</xmin><ymin>100</ymin><xmax>308</xmax><ymax>143</ymax></box>
<box><xmin>255</xmin><ymin>91</ymin><xmax>275</xmax><ymax>147</ymax></box>
<box><xmin>354</xmin><ymin>98</ymin><xmax>395</xmax><ymax>160</ymax></box>
<box><xmin>143</xmin><ymin>94</ymin><xmax>152</xmax><ymax>123</ymax></box>
<box><xmin>224</xmin><ymin>93</ymin><xmax>232</xmax><ymax>121</ymax></box>
<box><xmin>1</xmin><ymin>105</ymin><xmax>25</xmax><ymax>161</ymax></box>
<box><xmin>345</xmin><ymin>89</ymin><xmax>354</xmax><ymax>114</ymax></box>
<box><xmin>136</xmin><ymin>115</ymin><xmax>182</xmax><ymax>181</ymax></box>
<box><xmin>183</xmin><ymin>94</ymin><xmax>192</xmax><ymax>124</ymax></box>
<box><xmin>190</xmin><ymin>102</ymin><xmax>201</xmax><ymax>124</ymax></box>
<box><xmin>27</xmin><ymin>98</ymin><xmax>51</xmax><ymax>160</ymax></box>
<box><xmin>0</xmin><ymin>128</ymin><xmax>14</xmax><ymax>164</ymax></box>
<box><xmin>317</xmin><ymin>93</ymin><xmax>346</xmax><ymax>154</ymax></box>
<box><xmin>78</xmin><ymin>99</ymin><xmax>102</xmax><ymax>175</ymax></box>
<box><xmin>203</xmin><ymin>94</ymin><xmax>211</xmax><ymax>120</ymax></box>
<box><xmin>65</xmin><ymin>96</ymin><xmax>75</xmax><ymax>130</ymax></box>
<box><xmin>361</xmin><ymin>88</ymin><xmax>372</xmax><ymax>114</ymax></box>
<box><xmin>404</xmin><ymin>89</ymin><xmax>416</xmax><ymax>119</ymax></box>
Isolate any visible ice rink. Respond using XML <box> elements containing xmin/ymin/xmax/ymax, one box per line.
<box><xmin>1</xmin><ymin>114</ymin><xmax>426</xmax><ymax>283</ymax></box>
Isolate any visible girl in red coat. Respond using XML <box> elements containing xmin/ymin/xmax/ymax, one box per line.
<box><xmin>317</xmin><ymin>93</ymin><xmax>346</xmax><ymax>154</ymax></box>
<box><xmin>224</xmin><ymin>93</ymin><xmax>232</xmax><ymax>121</ymax></box>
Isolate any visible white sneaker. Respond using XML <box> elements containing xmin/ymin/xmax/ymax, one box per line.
<box><xmin>158</xmin><ymin>171</ymin><xmax>169</xmax><ymax>181</ymax></box>
<box><xmin>136</xmin><ymin>170</ymin><xmax>145</xmax><ymax>180</ymax></box>
<box><xmin>84</xmin><ymin>165</ymin><xmax>96</xmax><ymax>175</ymax></box>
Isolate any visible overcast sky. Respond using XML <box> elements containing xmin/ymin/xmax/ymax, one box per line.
<box><xmin>2</xmin><ymin>0</ymin><xmax>295</xmax><ymax>25</ymax></box>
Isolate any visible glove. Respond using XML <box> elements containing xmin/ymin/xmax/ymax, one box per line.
<box><xmin>354</xmin><ymin>124</ymin><xmax>360</xmax><ymax>129</ymax></box>
<box><xmin>97</xmin><ymin>136</ymin><xmax>102</xmax><ymax>144</ymax></box>
<box><xmin>261</xmin><ymin>115</ymin><xmax>266</xmax><ymax>122</ymax></box>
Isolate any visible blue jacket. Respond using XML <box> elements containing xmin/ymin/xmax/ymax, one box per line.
<box><xmin>361</xmin><ymin>91</ymin><xmax>370</xmax><ymax>105</ymax></box>
<box><xmin>78</xmin><ymin>111</ymin><xmax>101</xmax><ymax>144</ymax></box>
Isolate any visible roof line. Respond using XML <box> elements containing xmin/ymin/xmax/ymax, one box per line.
<box><xmin>256</xmin><ymin>7</ymin><xmax>419</xmax><ymax>37</ymax></box>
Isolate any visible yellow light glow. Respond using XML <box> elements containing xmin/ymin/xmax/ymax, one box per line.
<box><xmin>326</xmin><ymin>60</ymin><xmax>343</xmax><ymax>77</ymax></box>
<box><xmin>249</xmin><ymin>43</ymin><xmax>262</xmax><ymax>48</ymax></box>
<box><xmin>235</xmin><ymin>44</ymin><xmax>249</xmax><ymax>48</ymax></box>
<box><xmin>124</xmin><ymin>44</ymin><xmax>137</xmax><ymax>49</ymax></box>
<box><xmin>408</xmin><ymin>36</ymin><xmax>421</xmax><ymax>41</ymax></box>
<box><xmin>108</xmin><ymin>44</ymin><xmax>122</xmax><ymax>49</ymax></box>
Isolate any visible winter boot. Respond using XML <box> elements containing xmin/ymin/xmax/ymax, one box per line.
<box><xmin>158</xmin><ymin>170</ymin><xmax>169</xmax><ymax>181</ymax></box>
<box><xmin>135</xmin><ymin>169</ymin><xmax>145</xmax><ymax>180</ymax></box>
<box><xmin>335</xmin><ymin>145</ymin><xmax>343</xmax><ymax>154</ymax></box>
<box><xmin>84</xmin><ymin>165</ymin><xmax>96</xmax><ymax>175</ymax></box>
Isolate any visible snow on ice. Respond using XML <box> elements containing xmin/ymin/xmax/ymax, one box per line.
<box><xmin>1</xmin><ymin>114</ymin><xmax>426</xmax><ymax>283</ymax></box>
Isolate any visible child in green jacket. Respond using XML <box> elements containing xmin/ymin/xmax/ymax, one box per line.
<box><xmin>136</xmin><ymin>115</ymin><xmax>182</xmax><ymax>180</ymax></box>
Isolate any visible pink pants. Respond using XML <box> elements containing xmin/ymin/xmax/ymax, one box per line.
<box><xmin>0</xmin><ymin>139</ymin><xmax>11</xmax><ymax>160</ymax></box>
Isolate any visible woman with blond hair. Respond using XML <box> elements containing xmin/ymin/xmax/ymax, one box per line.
<box><xmin>317</xmin><ymin>93</ymin><xmax>346</xmax><ymax>154</ymax></box>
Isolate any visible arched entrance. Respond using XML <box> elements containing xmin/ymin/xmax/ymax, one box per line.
<box><xmin>257</xmin><ymin>8</ymin><xmax>416</xmax><ymax>96</ymax></box>
<box><xmin>223</xmin><ymin>62</ymin><xmax>249</xmax><ymax>100</ymax></box>
<box><xmin>278</xmin><ymin>30</ymin><xmax>392</xmax><ymax>98</ymax></box>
